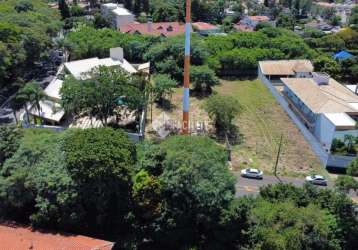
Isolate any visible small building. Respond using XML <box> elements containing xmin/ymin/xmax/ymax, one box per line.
<box><xmin>234</xmin><ymin>24</ymin><xmax>254</xmax><ymax>32</ymax></box>
<box><xmin>192</xmin><ymin>22</ymin><xmax>221</xmax><ymax>36</ymax></box>
<box><xmin>238</xmin><ymin>15</ymin><xmax>271</xmax><ymax>30</ymax></box>
<box><xmin>101</xmin><ymin>3</ymin><xmax>135</xmax><ymax>29</ymax></box>
<box><xmin>28</xmin><ymin>78</ymin><xmax>65</xmax><ymax>125</ymax></box>
<box><xmin>120</xmin><ymin>22</ymin><xmax>190</xmax><ymax>37</ymax></box>
<box><xmin>258</xmin><ymin>60</ymin><xmax>313</xmax><ymax>85</ymax></box>
<box><xmin>333</xmin><ymin>50</ymin><xmax>354</xmax><ymax>61</ymax></box>
<box><xmin>0</xmin><ymin>223</ymin><xmax>114</xmax><ymax>249</ymax></box>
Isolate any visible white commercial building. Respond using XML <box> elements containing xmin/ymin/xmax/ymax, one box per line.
<box><xmin>101</xmin><ymin>3</ymin><xmax>135</xmax><ymax>29</ymax></box>
<box><xmin>259</xmin><ymin>60</ymin><xmax>358</xmax><ymax>168</ymax></box>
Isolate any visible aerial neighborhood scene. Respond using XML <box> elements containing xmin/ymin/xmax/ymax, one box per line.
<box><xmin>1</xmin><ymin>0</ymin><xmax>358</xmax><ymax>249</ymax></box>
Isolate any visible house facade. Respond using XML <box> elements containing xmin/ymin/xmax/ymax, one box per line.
<box><xmin>259</xmin><ymin>60</ymin><xmax>358</xmax><ymax>168</ymax></box>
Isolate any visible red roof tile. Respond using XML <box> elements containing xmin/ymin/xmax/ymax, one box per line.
<box><xmin>192</xmin><ymin>22</ymin><xmax>219</xmax><ymax>31</ymax></box>
<box><xmin>248</xmin><ymin>16</ymin><xmax>270</xmax><ymax>21</ymax></box>
<box><xmin>234</xmin><ymin>24</ymin><xmax>254</xmax><ymax>32</ymax></box>
<box><xmin>0</xmin><ymin>223</ymin><xmax>114</xmax><ymax>250</ymax></box>
<box><xmin>119</xmin><ymin>22</ymin><xmax>190</xmax><ymax>37</ymax></box>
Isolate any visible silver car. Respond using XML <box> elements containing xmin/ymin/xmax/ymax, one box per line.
<box><xmin>241</xmin><ymin>168</ymin><xmax>263</xmax><ymax>179</ymax></box>
<box><xmin>305</xmin><ymin>175</ymin><xmax>327</xmax><ymax>186</ymax></box>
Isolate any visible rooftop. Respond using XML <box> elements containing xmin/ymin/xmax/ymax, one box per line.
<box><xmin>29</xmin><ymin>100</ymin><xmax>65</xmax><ymax>123</ymax></box>
<box><xmin>247</xmin><ymin>16</ymin><xmax>270</xmax><ymax>21</ymax></box>
<box><xmin>0</xmin><ymin>223</ymin><xmax>114</xmax><ymax>250</ymax></box>
<box><xmin>192</xmin><ymin>22</ymin><xmax>219</xmax><ymax>31</ymax></box>
<box><xmin>281</xmin><ymin>77</ymin><xmax>358</xmax><ymax>114</ymax></box>
<box><xmin>102</xmin><ymin>3</ymin><xmax>133</xmax><ymax>16</ymax></box>
<box><xmin>259</xmin><ymin>60</ymin><xmax>314</xmax><ymax>75</ymax></box>
<box><xmin>64</xmin><ymin>57</ymin><xmax>137</xmax><ymax>80</ymax></box>
<box><xmin>44</xmin><ymin>78</ymin><xmax>63</xmax><ymax>101</ymax></box>
<box><xmin>333</xmin><ymin>50</ymin><xmax>354</xmax><ymax>60</ymax></box>
<box><xmin>120</xmin><ymin>22</ymin><xmax>190</xmax><ymax>37</ymax></box>
<box><xmin>324</xmin><ymin>113</ymin><xmax>356</xmax><ymax>128</ymax></box>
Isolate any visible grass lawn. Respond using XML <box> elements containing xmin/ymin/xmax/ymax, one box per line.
<box><xmin>146</xmin><ymin>78</ymin><xmax>327</xmax><ymax>178</ymax></box>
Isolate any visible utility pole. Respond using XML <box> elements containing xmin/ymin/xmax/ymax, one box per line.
<box><xmin>182</xmin><ymin>0</ymin><xmax>191</xmax><ymax>134</ymax></box>
<box><xmin>274</xmin><ymin>134</ymin><xmax>283</xmax><ymax>177</ymax></box>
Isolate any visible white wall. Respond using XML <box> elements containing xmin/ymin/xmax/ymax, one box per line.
<box><xmin>314</xmin><ymin>113</ymin><xmax>336</xmax><ymax>152</ymax></box>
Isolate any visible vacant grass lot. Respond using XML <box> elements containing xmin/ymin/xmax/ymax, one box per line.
<box><xmin>147</xmin><ymin>78</ymin><xmax>326</xmax><ymax>178</ymax></box>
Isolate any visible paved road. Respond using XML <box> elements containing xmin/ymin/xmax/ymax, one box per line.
<box><xmin>233</xmin><ymin>172</ymin><xmax>334</xmax><ymax>197</ymax></box>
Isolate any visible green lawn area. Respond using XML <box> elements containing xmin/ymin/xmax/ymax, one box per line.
<box><xmin>147</xmin><ymin>78</ymin><xmax>327</xmax><ymax>178</ymax></box>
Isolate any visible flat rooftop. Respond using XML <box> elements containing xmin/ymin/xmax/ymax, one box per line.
<box><xmin>259</xmin><ymin>60</ymin><xmax>314</xmax><ymax>75</ymax></box>
<box><xmin>281</xmin><ymin>77</ymin><xmax>358</xmax><ymax>114</ymax></box>
<box><xmin>324</xmin><ymin>113</ymin><xmax>356</xmax><ymax>128</ymax></box>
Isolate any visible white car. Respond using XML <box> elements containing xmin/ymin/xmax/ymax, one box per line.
<box><xmin>305</xmin><ymin>175</ymin><xmax>327</xmax><ymax>186</ymax></box>
<box><xmin>241</xmin><ymin>168</ymin><xmax>263</xmax><ymax>179</ymax></box>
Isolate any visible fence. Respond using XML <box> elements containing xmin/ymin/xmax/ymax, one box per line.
<box><xmin>23</xmin><ymin>108</ymin><xmax>147</xmax><ymax>144</ymax></box>
<box><xmin>259</xmin><ymin>73</ymin><xmax>329</xmax><ymax>166</ymax></box>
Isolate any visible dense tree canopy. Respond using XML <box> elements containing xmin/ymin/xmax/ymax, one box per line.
<box><xmin>0</xmin><ymin>0</ymin><xmax>62</xmax><ymax>92</ymax></box>
<box><xmin>64</xmin><ymin>26</ymin><xmax>158</xmax><ymax>62</ymax></box>
<box><xmin>205</xmin><ymin>28</ymin><xmax>315</xmax><ymax>76</ymax></box>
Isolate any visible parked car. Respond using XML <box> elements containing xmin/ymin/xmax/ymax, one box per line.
<box><xmin>305</xmin><ymin>175</ymin><xmax>327</xmax><ymax>186</ymax></box>
<box><xmin>241</xmin><ymin>168</ymin><xmax>263</xmax><ymax>179</ymax></box>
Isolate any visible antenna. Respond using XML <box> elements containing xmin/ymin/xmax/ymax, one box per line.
<box><xmin>182</xmin><ymin>0</ymin><xmax>191</xmax><ymax>134</ymax></box>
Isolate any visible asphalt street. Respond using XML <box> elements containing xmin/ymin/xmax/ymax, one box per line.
<box><xmin>233</xmin><ymin>172</ymin><xmax>354</xmax><ymax>198</ymax></box>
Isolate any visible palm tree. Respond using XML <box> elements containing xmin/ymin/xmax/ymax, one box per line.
<box><xmin>9</xmin><ymin>96</ymin><xmax>24</xmax><ymax>125</ymax></box>
<box><xmin>16</xmin><ymin>81</ymin><xmax>45</xmax><ymax>125</ymax></box>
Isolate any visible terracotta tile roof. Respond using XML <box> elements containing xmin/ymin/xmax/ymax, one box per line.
<box><xmin>119</xmin><ymin>22</ymin><xmax>190</xmax><ymax>37</ymax></box>
<box><xmin>192</xmin><ymin>22</ymin><xmax>219</xmax><ymax>31</ymax></box>
<box><xmin>234</xmin><ymin>24</ymin><xmax>254</xmax><ymax>32</ymax></box>
<box><xmin>248</xmin><ymin>16</ymin><xmax>270</xmax><ymax>22</ymax></box>
<box><xmin>0</xmin><ymin>223</ymin><xmax>114</xmax><ymax>250</ymax></box>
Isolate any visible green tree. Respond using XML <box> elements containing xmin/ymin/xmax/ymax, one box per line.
<box><xmin>152</xmin><ymin>74</ymin><xmax>177</xmax><ymax>106</ymax></box>
<box><xmin>204</xmin><ymin>94</ymin><xmax>241</xmax><ymax>136</ymax></box>
<box><xmin>347</xmin><ymin>158</ymin><xmax>358</xmax><ymax>177</ymax></box>
<box><xmin>62</xmin><ymin>128</ymin><xmax>136</xmax><ymax>236</ymax></box>
<box><xmin>58</xmin><ymin>0</ymin><xmax>70</xmax><ymax>19</ymax></box>
<box><xmin>259</xmin><ymin>183</ymin><xmax>358</xmax><ymax>249</ymax></box>
<box><xmin>0</xmin><ymin>126</ymin><xmax>22</xmax><ymax>167</ymax></box>
<box><xmin>14</xmin><ymin>0</ymin><xmax>33</xmax><ymax>13</ymax></box>
<box><xmin>350</xmin><ymin>6</ymin><xmax>358</xmax><ymax>26</ymax></box>
<box><xmin>313</xmin><ymin>55</ymin><xmax>341</xmax><ymax>76</ymax></box>
<box><xmin>190</xmin><ymin>65</ymin><xmax>219</xmax><ymax>94</ymax></box>
<box><xmin>93</xmin><ymin>13</ymin><xmax>112</xmax><ymax>29</ymax></box>
<box><xmin>249</xmin><ymin>200</ymin><xmax>340</xmax><ymax>250</ymax></box>
<box><xmin>277</xmin><ymin>12</ymin><xmax>296</xmax><ymax>30</ymax></box>
<box><xmin>61</xmin><ymin>67</ymin><xmax>144</xmax><ymax>126</ymax></box>
<box><xmin>16</xmin><ymin>81</ymin><xmax>45</xmax><ymax>124</ymax></box>
<box><xmin>335</xmin><ymin>175</ymin><xmax>358</xmax><ymax>193</ymax></box>
<box><xmin>154</xmin><ymin>135</ymin><xmax>236</xmax><ymax>247</ymax></box>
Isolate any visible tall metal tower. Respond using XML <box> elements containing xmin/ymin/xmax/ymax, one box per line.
<box><xmin>182</xmin><ymin>0</ymin><xmax>191</xmax><ymax>134</ymax></box>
